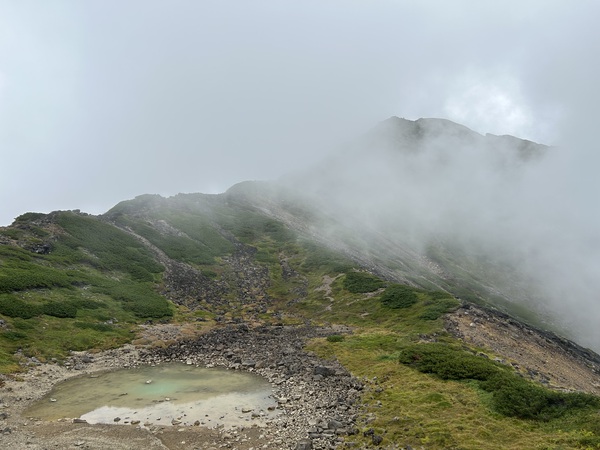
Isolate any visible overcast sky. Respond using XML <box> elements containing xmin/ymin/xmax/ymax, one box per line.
<box><xmin>1</xmin><ymin>0</ymin><xmax>599</xmax><ymax>226</ymax></box>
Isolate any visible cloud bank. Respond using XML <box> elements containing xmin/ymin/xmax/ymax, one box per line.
<box><xmin>1</xmin><ymin>1</ymin><xmax>600</xmax><ymax>227</ymax></box>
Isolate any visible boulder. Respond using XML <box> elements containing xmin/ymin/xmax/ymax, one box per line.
<box><xmin>295</xmin><ymin>438</ymin><xmax>313</xmax><ymax>450</ymax></box>
<box><xmin>313</xmin><ymin>366</ymin><xmax>336</xmax><ymax>377</ymax></box>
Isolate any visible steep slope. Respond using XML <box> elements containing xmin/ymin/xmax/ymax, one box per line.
<box><xmin>270</xmin><ymin>117</ymin><xmax>576</xmax><ymax>339</ymax></box>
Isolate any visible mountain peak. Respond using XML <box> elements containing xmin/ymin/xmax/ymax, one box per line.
<box><xmin>376</xmin><ymin>116</ymin><xmax>481</xmax><ymax>140</ymax></box>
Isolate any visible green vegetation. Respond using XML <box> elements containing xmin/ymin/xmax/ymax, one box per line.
<box><xmin>380</xmin><ymin>283</ymin><xmax>419</xmax><ymax>308</ymax></box>
<box><xmin>343</xmin><ymin>271</ymin><xmax>386</xmax><ymax>293</ymax></box>
<box><xmin>399</xmin><ymin>343</ymin><xmax>506</xmax><ymax>381</ymax></box>
<box><xmin>299</xmin><ymin>274</ymin><xmax>600</xmax><ymax>449</ymax></box>
<box><xmin>0</xmin><ymin>211</ymin><xmax>174</xmax><ymax>371</ymax></box>
<box><xmin>0</xmin><ymin>286</ymin><xmax>146</xmax><ymax>371</ymax></box>
<box><xmin>2</xmin><ymin>188</ymin><xmax>600</xmax><ymax>449</ymax></box>
<box><xmin>90</xmin><ymin>279</ymin><xmax>173</xmax><ymax>318</ymax></box>
<box><xmin>0</xmin><ymin>265</ymin><xmax>73</xmax><ymax>293</ymax></box>
<box><xmin>222</xmin><ymin>211</ymin><xmax>295</xmax><ymax>244</ymax></box>
<box><xmin>300</xmin><ymin>242</ymin><xmax>353</xmax><ymax>273</ymax></box>
<box><xmin>399</xmin><ymin>342</ymin><xmax>600</xmax><ymax>421</ymax></box>
<box><xmin>56</xmin><ymin>212</ymin><xmax>163</xmax><ymax>281</ymax></box>
<box><xmin>14</xmin><ymin>212</ymin><xmax>47</xmax><ymax>223</ymax></box>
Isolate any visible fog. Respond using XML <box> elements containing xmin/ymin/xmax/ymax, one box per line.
<box><xmin>1</xmin><ymin>2</ymin><xmax>600</xmax><ymax>348</ymax></box>
<box><xmin>287</xmin><ymin>117</ymin><xmax>600</xmax><ymax>351</ymax></box>
<box><xmin>2</xmin><ymin>1</ymin><xmax>599</xmax><ymax>225</ymax></box>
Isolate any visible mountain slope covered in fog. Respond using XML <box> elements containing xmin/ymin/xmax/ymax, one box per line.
<box><xmin>2</xmin><ymin>118</ymin><xmax>600</xmax><ymax>449</ymax></box>
<box><xmin>279</xmin><ymin>117</ymin><xmax>597</xmax><ymax>348</ymax></box>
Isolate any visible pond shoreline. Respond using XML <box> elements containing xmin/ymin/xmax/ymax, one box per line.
<box><xmin>0</xmin><ymin>323</ymin><xmax>362</xmax><ymax>449</ymax></box>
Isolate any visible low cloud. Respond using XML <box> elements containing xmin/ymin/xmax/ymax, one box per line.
<box><xmin>287</xmin><ymin>117</ymin><xmax>600</xmax><ymax>351</ymax></box>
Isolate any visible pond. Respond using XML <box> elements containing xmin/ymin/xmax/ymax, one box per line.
<box><xmin>24</xmin><ymin>363</ymin><xmax>279</xmax><ymax>428</ymax></box>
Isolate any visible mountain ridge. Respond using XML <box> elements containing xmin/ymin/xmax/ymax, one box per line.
<box><xmin>2</xmin><ymin>118</ymin><xmax>599</xmax><ymax>449</ymax></box>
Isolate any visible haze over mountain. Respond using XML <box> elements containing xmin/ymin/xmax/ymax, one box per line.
<box><xmin>2</xmin><ymin>1</ymin><xmax>600</xmax><ymax>231</ymax></box>
<box><xmin>3</xmin><ymin>116</ymin><xmax>598</xmax><ymax>353</ymax></box>
<box><xmin>278</xmin><ymin>117</ymin><xmax>600</xmax><ymax>352</ymax></box>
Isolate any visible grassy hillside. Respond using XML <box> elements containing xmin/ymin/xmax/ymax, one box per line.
<box><xmin>0</xmin><ymin>211</ymin><xmax>171</xmax><ymax>372</ymax></box>
<box><xmin>2</xmin><ymin>192</ymin><xmax>600</xmax><ymax>449</ymax></box>
<box><xmin>299</xmin><ymin>273</ymin><xmax>600</xmax><ymax>449</ymax></box>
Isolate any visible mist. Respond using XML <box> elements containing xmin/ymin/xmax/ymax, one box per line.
<box><xmin>283</xmin><ymin>117</ymin><xmax>600</xmax><ymax>351</ymax></box>
<box><xmin>2</xmin><ymin>1</ymin><xmax>600</xmax><ymax>226</ymax></box>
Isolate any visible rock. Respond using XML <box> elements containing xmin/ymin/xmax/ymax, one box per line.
<box><xmin>372</xmin><ymin>434</ymin><xmax>383</xmax><ymax>445</ymax></box>
<box><xmin>313</xmin><ymin>366</ymin><xmax>336</xmax><ymax>377</ymax></box>
<box><xmin>113</xmin><ymin>417</ymin><xmax>121</xmax><ymax>422</ymax></box>
<box><xmin>328</xmin><ymin>419</ymin><xmax>343</xmax><ymax>430</ymax></box>
<box><xmin>73</xmin><ymin>418</ymin><xmax>87</xmax><ymax>424</ymax></box>
<box><xmin>295</xmin><ymin>438</ymin><xmax>312</xmax><ymax>450</ymax></box>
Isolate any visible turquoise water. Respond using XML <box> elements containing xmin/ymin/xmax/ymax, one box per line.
<box><xmin>24</xmin><ymin>363</ymin><xmax>278</xmax><ymax>428</ymax></box>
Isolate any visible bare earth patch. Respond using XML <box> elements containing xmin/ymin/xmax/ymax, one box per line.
<box><xmin>445</xmin><ymin>304</ymin><xmax>600</xmax><ymax>395</ymax></box>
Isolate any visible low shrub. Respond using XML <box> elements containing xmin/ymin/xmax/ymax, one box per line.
<box><xmin>399</xmin><ymin>343</ymin><xmax>502</xmax><ymax>381</ymax></box>
<box><xmin>74</xmin><ymin>322</ymin><xmax>113</xmax><ymax>332</ymax></box>
<box><xmin>92</xmin><ymin>281</ymin><xmax>173</xmax><ymax>319</ymax></box>
<box><xmin>399</xmin><ymin>343</ymin><xmax>600</xmax><ymax>420</ymax></box>
<box><xmin>419</xmin><ymin>297</ymin><xmax>460</xmax><ymax>320</ymax></box>
<box><xmin>1</xmin><ymin>331</ymin><xmax>27</xmax><ymax>341</ymax></box>
<box><xmin>0</xmin><ymin>294</ymin><xmax>104</xmax><ymax>320</ymax></box>
<box><xmin>343</xmin><ymin>272</ymin><xmax>385</xmax><ymax>293</ymax></box>
<box><xmin>481</xmin><ymin>372</ymin><xmax>600</xmax><ymax>420</ymax></box>
<box><xmin>326</xmin><ymin>334</ymin><xmax>345</xmax><ymax>343</ymax></box>
<box><xmin>70</xmin><ymin>298</ymin><xmax>105</xmax><ymax>310</ymax></box>
<box><xmin>0</xmin><ymin>296</ymin><xmax>41</xmax><ymax>318</ymax></box>
<box><xmin>380</xmin><ymin>284</ymin><xmax>418</xmax><ymax>309</ymax></box>
<box><xmin>41</xmin><ymin>301</ymin><xmax>78</xmax><ymax>318</ymax></box>
<box><xmin>0</xmin><ymin>266</ymin><xmax>73</xmax><ymax>293</ymax></box>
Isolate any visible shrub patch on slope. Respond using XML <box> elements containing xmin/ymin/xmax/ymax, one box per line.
<box><xmin>399</xmin><ymin>343</ymin><xmax>600</xmax><ymax>421</ymax></box>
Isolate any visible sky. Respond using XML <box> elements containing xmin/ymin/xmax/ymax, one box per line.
<box><xmin>1</xmin><ymin>0</ymin><xmax>599</xmax><ymax>226</ymax></box>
